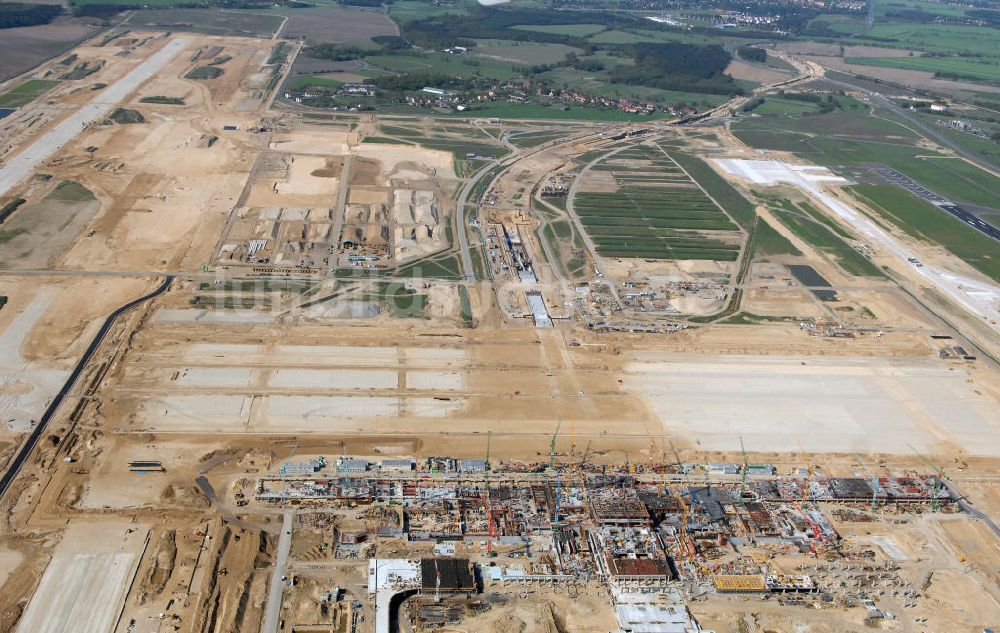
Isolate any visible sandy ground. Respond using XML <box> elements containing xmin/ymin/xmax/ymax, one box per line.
<box><xmin>15</xmin><ymin>521</ymin><xmax>148</xmax><ymax>633</ymax></box>
<box><xmin>0</xmin><ymin>276</ymin><xmax>152</xmax><ymax>433</ymax></box>
<box><xmin>725</xmin><ymin>59</ymin><xmax>792</xmax><ymax>85</ymax></box>
<box><xmin>626</xmin><ymin>353</ymin><xmax>1000</xmax><ymax>455</ymax></box>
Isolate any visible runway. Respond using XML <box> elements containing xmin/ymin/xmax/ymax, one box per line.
<box><xmin>713</xmin><ymin>158</ymin><xmax>1000</xmax><ymax>330</ymax></box>
<box><xmin>0</xmin><ymin>37</ymin><xmax>188</xmax><ymax>199</ymax></box>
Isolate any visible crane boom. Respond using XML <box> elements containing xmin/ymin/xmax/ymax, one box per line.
<box><xmin>909</xmin><ymin>444</ymin><xmax>945</xmax><ymax>511</ymax></box>
<box><xmin>739</xmin><ymin>436</ymin><xmax>749</xmax><ymax>506</ymax></box>
<box><xmin>485</xmin><ymin>431</ymin><xmax>495</xmax><ymax>555</ymax></box>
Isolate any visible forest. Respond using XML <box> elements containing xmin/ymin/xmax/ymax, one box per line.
<box><xmin>0</xmin><ymin>2</ymin><xmax>62</xmax><ymax>29</ymax></box>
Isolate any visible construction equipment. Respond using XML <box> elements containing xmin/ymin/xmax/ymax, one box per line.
<box><xmin>739</xmin><ymin>437</ymin><xmax>749</xmax><ymax>507</ymax></box>
<box><xmin>485</xmin><ymin>431</ymin><xmax>496</xmax><ymax>556</ymax></box>
<box><xmin>910</xmin><ymin>445</ymin><xmax>946</xmax><ymax>512</ymax></box>
<box><xmin>668</xmin><ymin>441</ymin><xmax>694</xmax><ymax>561</ymax></box>
<box><xmin>550</xmin><ymin>420</ymin><xmax>563</xmax><ymax>534</ymax></box>
<box><xmin>853</xmin><ymin>453</ymin><xmax>882</xmax><ymax>512</ymax></box>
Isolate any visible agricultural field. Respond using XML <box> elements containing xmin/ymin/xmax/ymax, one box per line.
<box><xmin>123</xmin><ymin>9</ymin><xmax>285</xmax><ymax>38</ymax></box>
<box><xmin>366</xmin><ymin>52</ymin><xmax>520</xmax><ymax>81</ymax></box>
<box><xmin>571</xmin><ymin>145</ymin><xmax>743</xmax><ymax>260</ymax></box>
<box><xmin>388</xmin><ymin>0</ymin><xmax>472</xmax><ymax>24</ymax></box>
<box><xmin>473</xmin><ymin>41</ymin><xmax>582</xmax><ymax>66</ymax></box>
<box><xmin>829</xmin><ymin>21</ymin><xmax>1000</xmax><ymax>57</ymax></box>
<box><xmin>846</xmin><ymin>55</ymin><xmax>1000</xmax><ymax>83</ymax></box>
<box><xmin>277</xmin><ymin>5</ymin><xmax>399</xmax><ymax>45</ymax></box>
<box><xmin>288</xmin><ymin>75</ymin><xmax>345</xmax><ymax>91</ymax></box>
<box><xmin>0</xmin><ymin>78</ymin><xmax>58</xmax><ymax>108</ymax></box>
<box><xmin>510</xmin><ymin>23</ymin><xmax>608</xmax><ymax>37</ymax></box>
<box><xmin>0</xmin><ymin>19</ymin><xmax>101</xmax><ymax>83</ymax></box>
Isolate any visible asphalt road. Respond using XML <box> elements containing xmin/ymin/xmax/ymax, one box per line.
<box><xmin>0</xmin><ymin>276</ymin><xmax>174</xmax><ymax>501</ymax></box>
<box><xmin>262</xmin><ymin>511</ymin><xmax>294</xmax><ymax>633</ymax></box>
<box><xmin>944</xmin><ymin>481</ymin><xmax>1000</xmax><ymax>539</ymax></box>
<box><xmin>821</xmin><ymin>73</ymin><xmax>999</xmax><ymax>175</ymax></box>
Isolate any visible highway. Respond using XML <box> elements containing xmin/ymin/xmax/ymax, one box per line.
<box><xmin>261</xmin><ymin>511</ymin><xmax>294</xmax><ymax>633</ymax></box>
<box><xmin>0</xmin><ymin>276</ymin><xmax>174</xmax><ymax>501</ymax></box>
<box><xmin>0</xmin><ymin>38</ymin><xmax>188</xmax><ymax>199</ymax></box>
<box><xmin>820</xmin><ymin>72</ymin><xmax>1000</xmax><ymax>175</ymax></box>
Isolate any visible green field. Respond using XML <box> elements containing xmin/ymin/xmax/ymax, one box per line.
<box><xmin>0</xmin><ymin>79</ymin><xmax>58</xmax><ymax>108</ymax></box>
<box><xmin>770</xmin><ymin>200</ymin><xmax>883</xmax><ymax>278</ymax></box>
<box><xmin>511</xmin><ymin>23</ymin><xmax>607</xmax><ymax>37</ymax></box>
<box><xmin>388</xmin><ymin>0</ymin><xmax>471</xmax><ymax>23</ymax></box>
<box><xmin>571</xmin><ymin>146</ymin><xmax>743</xmax><ymax>260</ymax></box>
<box><xmin>395</xmin><ymin>252</ymin><xmax>463</xmax><ymax>280</ymax></box>
<box><xmin>835</xmin><ymin>22</ymin><xmax>1000</xmax><ymax>57</ymax></box>
<box><xmin>123</xmin><ymin>8</ymin><xmax>284</xmax><ymax>38</ymax></box>
<box><xmin>850</xmin><ymin>184</ymin><xmax>1000</xmax><ymax>282</ymax></box>
<box><xmin>366</xmin><ymin>52</ymin><xmax>519</xmax><ymax>80</ymax></box>
<box><xmin>732</xmin><ymin>130</ymin><xmax>813</xmax><ymax>152</ymax></box>
<box><xmin>288</xmin><ymin>75</ymin><xmax>345</xmax><ymax>90</ymax></box>
<box><xmin>752</xmin><ymin>97</ymin><xmax>822</xmax><ymax>117</ymax></box>
<box><xmin>750</xmin><ymin>218</ymin><xmax>801</xmax><ymax>259</ymax></box>
<box><xmin>669</xmin><ymin>151</ymin><xmax>756</xmax><ymax>229</ymax></box>
<box><xmin>506</xmin><ymin>129</ymin><xmax>570</xmax><ymax>148</ymax></box>
<box><xmin>474</xmin><ymin>40</ymin><xmax>582</xmax><ymax>66</ymax></box>
<box><xmin>140</xmin><ymin>95</ymin><xmax>185</xmax><ymax>105</ymax></box>
<box><xmin>185</xmin><ymin>66</ymin><xmax>224</xmax><ymax>80</ymax></box>
<box><xmin>846</xmin><ymin>56</ymin><xmax>1000</xmax><ymax>83</ymax></box>
<box><xmin>737</xmin><ymin>111</ymin><xmax>916</xmax><ymax>142</ymax></box>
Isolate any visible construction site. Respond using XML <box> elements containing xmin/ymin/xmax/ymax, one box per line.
<box><xmin>0</xmin><ymin>16</ymin><xmax>997</xmax><ymax>633</ymax></box>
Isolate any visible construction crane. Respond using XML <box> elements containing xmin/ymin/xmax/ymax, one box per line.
<box><xmin>910</xmin><ymin>445</ymin><xmax>946</xmax><ymax>512</ymax></box>
<box><xmin>649</xmin><ymin>436</ymin><xmax>665</xmax><ymax>497</ymax></box>
<box><xmin>485</xmin><ymin>431</ymin><xmax>496</xmax><ymax>556</ymax></box>
<box><xmin>550</xmin><ymin>420</ymin><xmax>563</xmax><ymax>535</ymax></box>
<box><xmin>794</xmin><ymin>442</ymin><xmax>827</xmax><ymax>556</ymax></box>
<box><xmin>739</xmin><ymin>437</ymin><xmax>749</xmax><ymax>507</ymax></box>
<box><xmin>668</xmin><ymin>441</ymin><xmax>694</xmax><ymax>561</ymax></box>
<box><xmin>853</xmin><ymin>453</ymin><xmax>882</xmax><ymax>512</ymax></box>
<box><xmin>278</xmin><ymin>442</ymin><xmax>299</xmax><ymax>476</ymax></box>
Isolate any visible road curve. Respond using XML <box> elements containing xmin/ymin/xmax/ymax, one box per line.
<box><xmin>0</xmin><ymin>275</ymin><xmax>174</xmax><ymax>500</ymax></box>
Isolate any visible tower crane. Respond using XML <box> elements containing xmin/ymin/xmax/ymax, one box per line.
<box><xmin>853</xmin><ymin>453</ymin><xmax>882</xmax><ymax>512</ymax></box>
<box><xmin>485</xmin><ymin>431</ymin><xmax>496</xmax><ymax>556</ymax></box>
<box><xmin>550</xmin><ymin>420</ymin><xmax>563</xmax><ymax>535</ymax></box>
<box><xmin>910</xmin><ymin>445</ymin><xmax>947</xmax><ymax>512</ymax></box>
<box><xmin>739</xmin><ymin>436</ymin><xmax>749</xmax><ymax>507</ymax></box>
<box><xmin>668</xmin><ymin>441</ymin><xmax>694</xmax><ymax>561</ymax></box>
